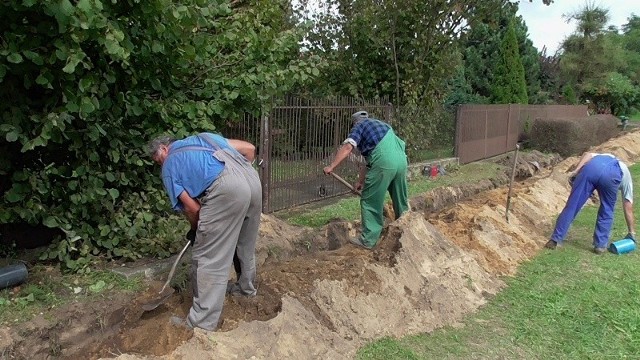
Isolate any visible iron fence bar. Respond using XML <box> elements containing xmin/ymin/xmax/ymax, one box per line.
<box><xmin>272</xmin><ymin>105</ymin><xmax>391</xmax><ymax>110</ymax></box>
<box><xmin>259</xmin><ymin>108</ymin><xmax>271</xmax><ymax>213</ymax></box>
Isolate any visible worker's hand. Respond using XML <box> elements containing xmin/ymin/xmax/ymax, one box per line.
<box><xmin>186</xmin><ymin>229</ymin><xmax>197</xmax><ymax>246</ymax></box>
<box><xmin>568</xmin><ymin>173</ymin><xmax>576</xmax><ymax>186</ymax></box>
<box><xmin>626</xmin><ymin>232</ymin><xmax>636</xmax><ymax>242</ymax></box>
<box><xmin>323</xmin><ymin>166</ymin><xmax>333</xmax><ymax>175</ymax></box>
<box><xmin>355</xmin><ymin>180</ymin><xmax>364</xmax><ymax>191</ymax></box>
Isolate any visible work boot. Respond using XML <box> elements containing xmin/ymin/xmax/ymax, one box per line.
<box><xmin>544</xmin><ymin>240</ymin><xmax>561</xmax><ymax>249</ymax></box>
<box><xmin>349</xmin><ymin>237</ymin><xmax>373</xmax><ymax>250</ymax></box>
<box><xmin>593</xmin><ymin>247</ymin><xmax>607</xmax><ymax>255</ymax></box>
<box><xmin>226</xmin><ymin>280</ymin><xmax>237</xmax><ymax>294</ymax></box>
<box><xmin>227</xmin><ymin>282</ymin><xmax>257</xmax><ymax>297</ymax></box>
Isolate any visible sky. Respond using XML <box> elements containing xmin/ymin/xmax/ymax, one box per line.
<box><xmin>517</xmin><ymin>0</ymin><xmax>640</xmax><ymax>54</ymax></box>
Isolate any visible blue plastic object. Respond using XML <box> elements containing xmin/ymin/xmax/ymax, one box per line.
<box><xmin>608</xmin><ymin>238</ymin><xmax>637</xmax><ymax>255</ymax></box>
<box><xmin>0</xmin><ymin>263</ymin><xmax>28</xmax><ymax>290</ymax></box>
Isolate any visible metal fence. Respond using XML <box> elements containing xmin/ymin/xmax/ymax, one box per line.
<box><xmin>221</xmin><ymin>96</ymin><xmax>393</xmax><ymax>213</ymax></box>
<box><xmin>455</xmin><ymin>104</ymin><xmax>589</xmax><ymax>164</ymax></box>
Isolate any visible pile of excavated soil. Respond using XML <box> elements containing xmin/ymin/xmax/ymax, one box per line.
<box><xmin>3</xmin><ymin>131</ymin><xmax>640</xmax><ymax>360</ymax></box>
<box><xmin>145</xmin><ymin>131</ymin><xmax>640</xmax><ymax>359</ymax></box>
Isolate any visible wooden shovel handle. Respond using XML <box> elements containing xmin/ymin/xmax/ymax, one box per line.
<box><xmin>330</xmin><ymin>172</ymin><xmax>362</xmax><ymax>196</ymax></box>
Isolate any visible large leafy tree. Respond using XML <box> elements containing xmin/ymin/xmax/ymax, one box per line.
<box><xmin>0</xmin><ymin>0</ymin><xmax>320</xmax><ymax>270</ymax></box>
<box><xmin>621</xmin><ymin>15</ymin><xmax>640</xmax><ymax>84</ymax></box>
<box><xmin>559</xmin><ymin>4</ymin><xmax>621</xmax><ymax>95</ymax></box>
<box><xmin>560</xmin><ymin>5</ymin><xmax>639</xmax><ymax>113</ymax></box>
<box><xmin>303</xmin><ymin>0</ymin><xmax>510</xmax><ymax>106</ymax></box>
<box><xmin>582</xmin><ymin>72</ymin><xmax>638</xmax><ymax>116</ymax></box>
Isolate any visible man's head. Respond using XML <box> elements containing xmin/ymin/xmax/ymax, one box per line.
<box><xmin>147</xmin><ymin>135</ymin><xmax>175</xmax><ymax>165</ymax></box>
<box><xmin>351</xmin><ymin>110</ymin><xmax>368</xmax><ymax>124</ymax></box>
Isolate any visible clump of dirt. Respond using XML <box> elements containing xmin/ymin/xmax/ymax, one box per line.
<box><xmin>493</xmin><ymin>149</ymin><xmax>562</xmax><ymax>179</ymax></box>
<box><xmin>1</xmin><ymin>287</ymin><xmax>193</xmax><ymax>360</ymax></box>
<box><xmin>3</xmin><ymin>130</ymin><xmax>640</xmax><ymax>360</ymax></box>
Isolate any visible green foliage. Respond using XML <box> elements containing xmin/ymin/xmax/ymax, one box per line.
<box><xmin>491</xmin><ymin>21</ymin><xmax>528</xmax><ymax>104</ymax></box>
<box><xmin>395</xmin><ymin>104</ymin><xmax>455</xmax><ymax>160</ymax></box>
<box><xmin>538</xmin><ymin>49</ymin><xmax>562</xmax><ymax>104</ymax></box>
<box><xmin>462</xmin><ymin>2</ymin><xmax>539</xmax><ymax>104</ymax></box>
<box><xmin>514</xmin><ymin>17</ymin><xmax>542</xmax><ymax>104</ymax></box>
<box><xmin>583</xmin><ymin>72</ymin><xmax>640</xmax><ymax>116</ymax></box>
<box><xmin>555</xmin><ymin>5</ymin><xmax>640</xmax><ymax>112</ymax></box>
<box><xmin>562</xmin><ymin>84</ymin><xmax>578</xmax><ymax>104</ymax></box>
<box><xmin>443</xmin><ymin>66</ymin><xmax>487</xmax><ymax>112</ymax></box>
<box><xmin>461</xmin><ymin>20</ymin><xmax>500</xmax><ymax>101</ymax></box>
<box><xmin>302</xmin><ymin>0</ymin><xmax>506</xmax><ymax>106</ymax></box>
<box><xmin>559</xmin><ymin>3</ymin><xmax>624</xmax><ymax>99</ymax></box>
<box><xmin>622</xmin><ymin>15</ymin><xmax>640</xmax><ymax>84</ymax></box>
<box><xmin>298</xmin><ymin>0</ymin><xmax>509</xmax><ymax>152</ymax></box>
<box><xmin>0</xmin><ymin>1</ymin><xmax>320</xmax><ymax>271</ymax></box>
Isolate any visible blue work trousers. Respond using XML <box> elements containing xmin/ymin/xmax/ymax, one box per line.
<box><xmin>551</xmin><ymin>155</ymin><xmax>622</xmax><ymax>248</ymax></box>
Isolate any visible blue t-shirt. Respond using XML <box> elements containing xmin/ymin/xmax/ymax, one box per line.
<box><xmin>161</xmin><ymin>133</ymin><xmax>232</xmax><ymax>210</ymax></box>
<box><xmin>343</xmin><ymin>118</ymin><xmax>391</xmax><ymax>156</ymax></box>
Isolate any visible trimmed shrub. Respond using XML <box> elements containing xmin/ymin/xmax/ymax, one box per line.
<box><xmin>529</xmin><ymin>115</ymin><xmax>619</xmax><ymax>157</ymax></box>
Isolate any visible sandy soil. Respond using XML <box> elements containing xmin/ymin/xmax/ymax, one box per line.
<box><xmin>2</xmin><ymin>130</ymin><xmax>640</xmax><ymax>360</ymax></box>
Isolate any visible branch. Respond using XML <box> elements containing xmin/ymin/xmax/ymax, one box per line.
<box><xmin>230</xmin><ymin>0</ymin><xmax>247</xmax><ymax>9</ymax></box>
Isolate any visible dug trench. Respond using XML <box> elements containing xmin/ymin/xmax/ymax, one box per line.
<box><xmin>3</xmin><ymin>133</ymin><xmax>640</xmax><ymax>359</ymax></box>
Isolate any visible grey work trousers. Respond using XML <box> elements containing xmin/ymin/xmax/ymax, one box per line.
<box><xmin>186</xmin><ymin>148</ymin><xmax>262</xmax><ymax>330</ymax></box>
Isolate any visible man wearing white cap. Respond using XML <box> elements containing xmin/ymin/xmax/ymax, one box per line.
<box><xmin>323</xmin><ymin>111</ymin><xmax>409</xmax><ymax>249</ymax></box>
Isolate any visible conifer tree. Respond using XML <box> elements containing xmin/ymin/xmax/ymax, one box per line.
<box><xmin>491</xmin><ymin>21</ymin><xmax>528</xmax><ymax>104</ymax></box>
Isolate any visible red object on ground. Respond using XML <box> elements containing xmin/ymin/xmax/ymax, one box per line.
<box><xmin>430</xmin><ymin>165</ymin><xmax>438</xmax><ymax>178</ymax></box>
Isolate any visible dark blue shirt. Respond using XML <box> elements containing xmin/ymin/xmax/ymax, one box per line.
<box><xmin>344</xmin><ymin>118</ymin><xmax>391</xmax><ymax>156</ymax></box>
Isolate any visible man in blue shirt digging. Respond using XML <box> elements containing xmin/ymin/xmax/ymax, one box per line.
<box><xmin>149</xmin><ymin>133</ymin><xmax>261</xmax><ymax>330</ymax></box>
<box><xmin>323</xmin><ymin>111</ymin><xmax>409</xmax><ymax>249</ymax></box>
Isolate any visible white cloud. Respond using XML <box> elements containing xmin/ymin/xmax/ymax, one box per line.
<box><xmin>517</xmin><ymin>0</ymin><xmax>640</xmax><ymax>54</ymax></box>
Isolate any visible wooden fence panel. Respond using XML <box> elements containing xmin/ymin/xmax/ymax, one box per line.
<box><xmin>455</xmin><ymin>104</ymin><xmax>588</xmax><ymax>164</ymax></box>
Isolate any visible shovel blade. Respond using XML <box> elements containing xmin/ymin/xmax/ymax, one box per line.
<box><xmin>141</xmin><ymin>287</ymin><xmax>175</xmax><ymax>312</ymax></box>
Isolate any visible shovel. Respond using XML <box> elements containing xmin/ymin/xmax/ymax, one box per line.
<box><xmin>505</xmin><ymin>143</ymin><xmax>520</xmax><ymax>223</ymax></box>
<box><xmin>141</xmin><ymin>240</ymin><xmax>191</xmax><ymax>312</ymax></box>
<box><xmin>330</xmin><ymin>172</ymin><xmax>362</xmax><ymax>196</ymax></box>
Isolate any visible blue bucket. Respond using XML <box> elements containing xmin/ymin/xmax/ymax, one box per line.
<box><xmin>608</xmin><ymin>239</ymin><xmax>637</xmax><ymax>255</ymax></box>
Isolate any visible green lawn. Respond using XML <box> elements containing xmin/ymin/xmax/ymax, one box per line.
<box><xmin>629</xmin><ymin>111</ymin><xmax>640</xmax><ymax>121</ymax></box>
<box><xmin>408</xmin><ymin>146</ymin><xmax>454</xmax><ymax>163</ymax></box>
<box><xmin>357</xmin><ymin>164</ymin><xmax>640</xmax><ymax>360</ymax></box>
<box><xmin>276</xmin><ymin>162</ymin><xmax>506</xmax><ymax>227</ymax></box>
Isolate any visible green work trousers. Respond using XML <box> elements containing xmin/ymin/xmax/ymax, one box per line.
<box><xmin>360</xmin><ymin>130</ymin><xmax>409</xmax><ymax>247</ymax></box>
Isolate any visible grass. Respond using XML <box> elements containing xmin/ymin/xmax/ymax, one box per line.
<box><xmin>629</xmin><ymin>110</ymin><xmax>640</xmax><ymax>121</ymax></box>
<box><xmin>356</xmin><ymin>164</ymin><xmax>640</xmax><ymax>360</ymax></box>
<box><xmin>0</xmin><ymin>264</ymin><xmax>143</xmax><ymax>325</ymax></box>
<box><xmin>408</xmin><ymin>146</ymin><xmax>454</xmax><ymax>163</ymax></box>
<box><xmin>270</xmin><ymin>159</ymin><xmax>319</xmax><ymax>182</ymax></box>
<box><xmin>276</xmin><ymin>162</ymin><xmax>507</xmax><ymax>227</ymax></box>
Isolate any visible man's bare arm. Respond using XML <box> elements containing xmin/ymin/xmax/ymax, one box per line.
<box><xmin>623</xmin><ymin>199</ymin><xmax>636</xmax><ymax>236</ymax></box>
<box><xmin>571</xmin><ymin>152</ymin><xmax>595</xmax><ymax>175</ymax></box>
<box><xmin>324</xmin><ymin>143</ymin><xmax>354</xmax><ymax>174</ymax></box>
<box><xmin>178</xmin><ymin>191</ymin><xmax>201</xmax><ymax>230</ymax></box>
<box><xmin>228</xmin><ymin>139</ymin><xmax>256</xmax><ymax>162</ymax></box>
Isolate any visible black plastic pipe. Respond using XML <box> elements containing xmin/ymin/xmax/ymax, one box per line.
<box><xmin>0</xmin><ymin>263</ymin><xmax>28</xmax><ymax>290</ymax></box>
